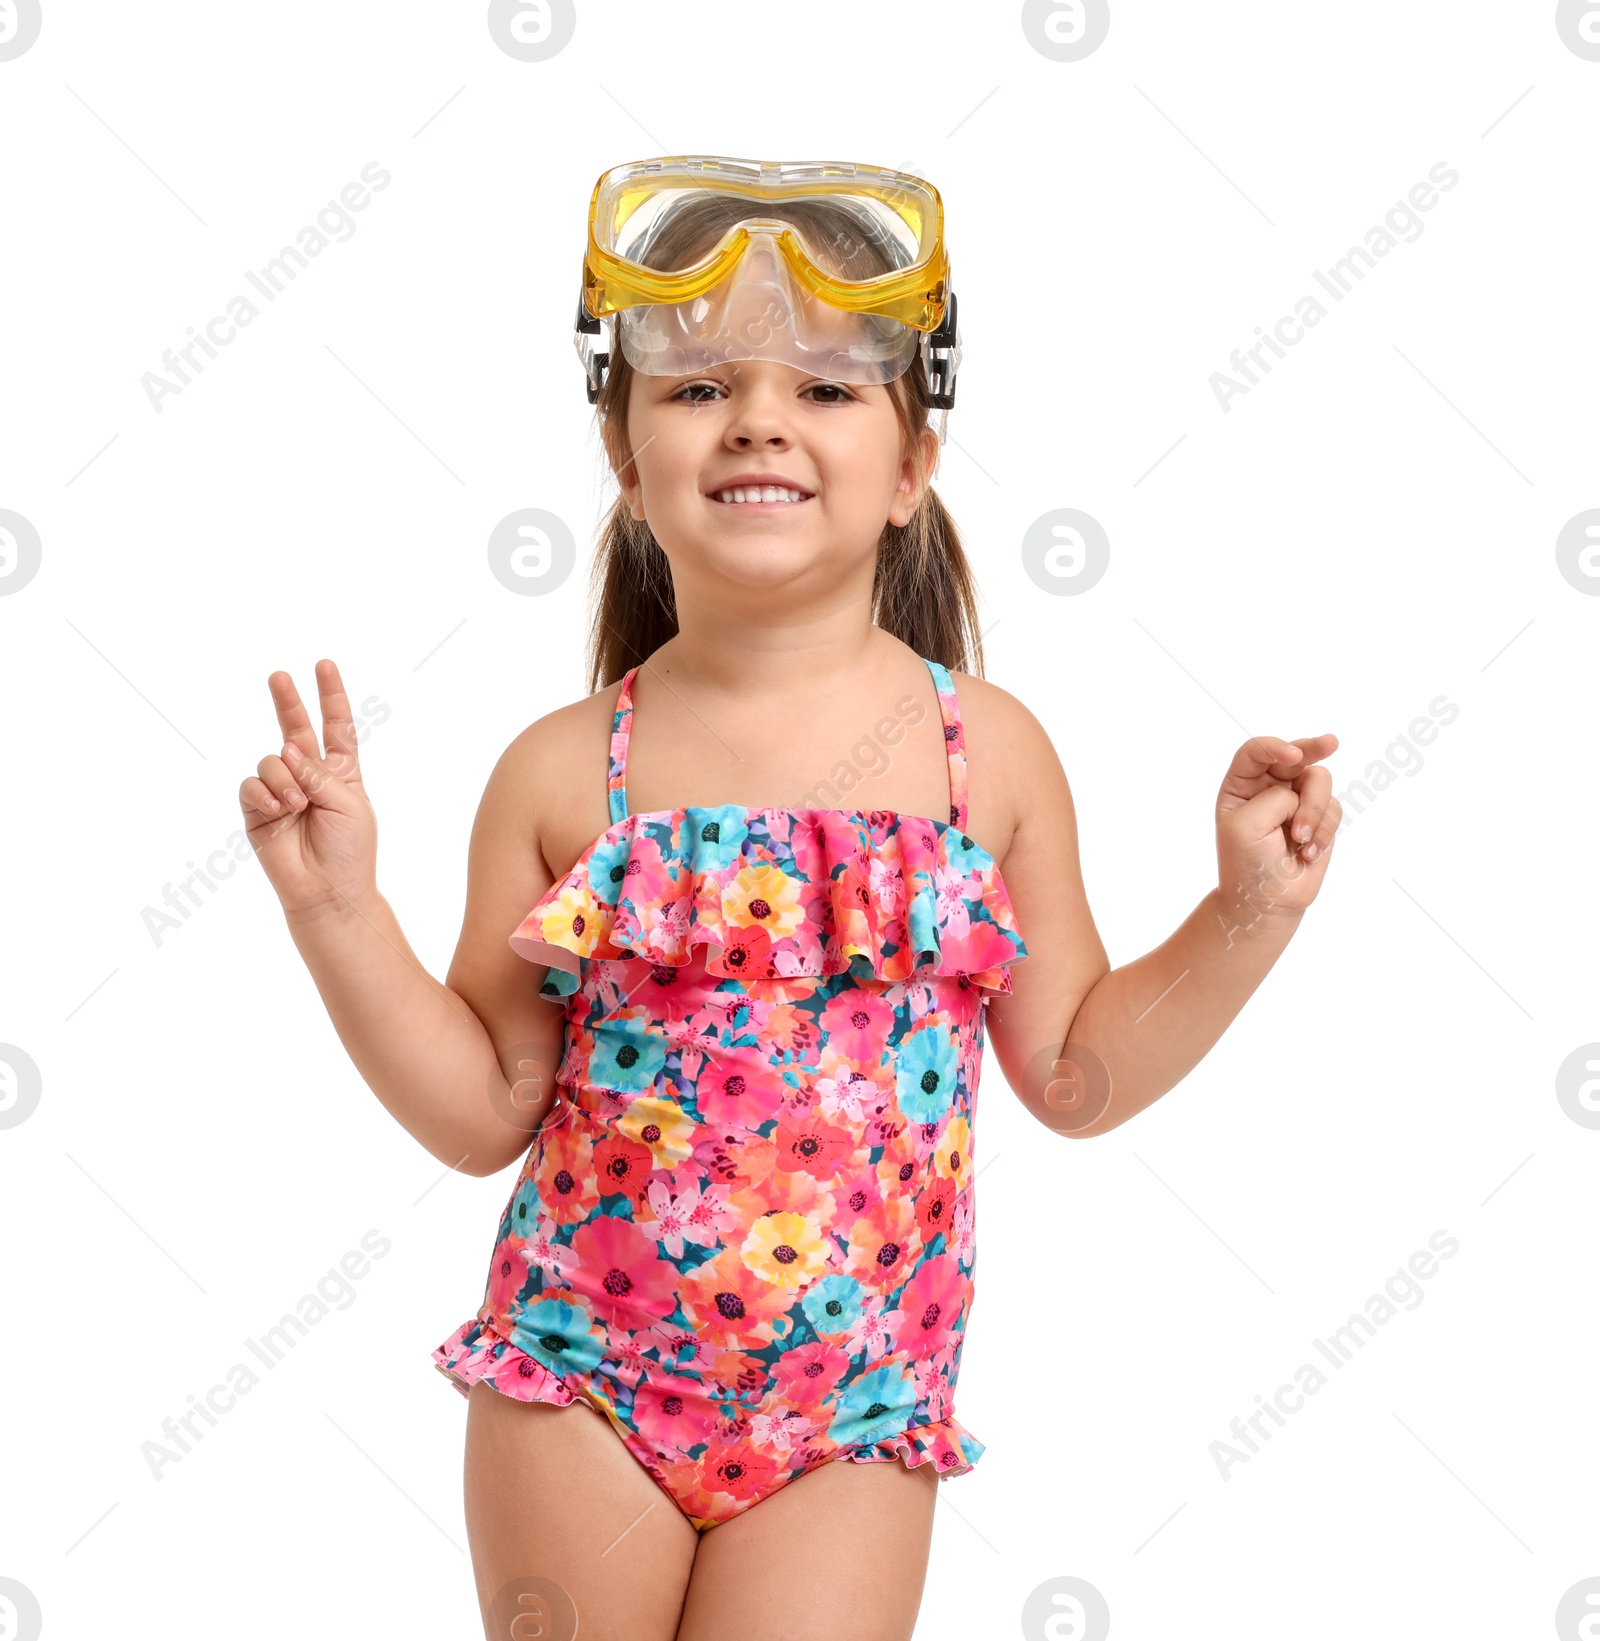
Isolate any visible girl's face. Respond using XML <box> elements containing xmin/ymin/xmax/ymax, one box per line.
<box><xmin>611</xmin><ymin>355</ymin><xmax>938</xmax><ymax>603</ymax></box>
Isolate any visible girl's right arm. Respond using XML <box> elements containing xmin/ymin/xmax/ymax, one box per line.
<box><xmin>240</xmin><ymin>659</ymin><xmax>565</xmax><ymax>1178</ymax></box>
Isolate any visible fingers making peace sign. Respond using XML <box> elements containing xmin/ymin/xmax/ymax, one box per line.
<box><xmin>238</xmin><ymin>659</ymin><xmax>380</xmax><ymax>921</ymax></box>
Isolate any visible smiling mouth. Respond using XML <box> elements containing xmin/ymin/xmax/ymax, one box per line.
<box><xmin>707</xmin><ymin>486</ymin><xmax>815</xmax><ymax>508</ymax></box>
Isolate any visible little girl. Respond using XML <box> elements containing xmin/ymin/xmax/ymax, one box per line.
<box><xmin>240</xmin><ymin>156</ymin><xmax>1340</xmax><ymax>1640</ymax></box>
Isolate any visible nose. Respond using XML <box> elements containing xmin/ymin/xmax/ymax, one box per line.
<box><xmin>722</xmin><ymin>364</ymin><xmax>796</xmax><ymax>449</ymax></box>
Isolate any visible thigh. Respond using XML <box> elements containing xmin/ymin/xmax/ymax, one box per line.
<box><xmin>674</xmin><ymin>1454</ymin><xmax>939</xmax><ymax>1641</ymax></box>
<box><xmin>462</xmin><ymin>1380</ymin><xmax>699</xmax><ymax>1640</ymax></box>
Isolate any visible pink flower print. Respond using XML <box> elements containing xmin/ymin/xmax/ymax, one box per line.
<box><xmin>749</xmin><ymin>1403</ymin><xmax>819</xmax><ymax>1452</ymax></box>
<box><xmin>905</xmin><ymin>813</ymin><xmax>945</xmax><ymax>853</ymax></box>
<box><xmin>932</xmin><ymin>862</ymin><xmax>970</xmax><ymax>917</ymax></box>
<box><xmin>644</xmin><ymin>1320</ymin><xmax>718</xmax><ymax>1375</ymax></box>
<box><xmin>639</xmin><ymin>1180</ymin><xmax>696</xmax><ymax>1260</ymax></box>
<box><xmin>677</xmin><ymin>1248</ymin><xmax>794</xmax><ymax>1349</ymax></box>
<box><xmin>642</xmin><ymin>1173</ymin><xmax>739</xmax><ymax>1260</ymax></box>
<box><xmin>815</xmin><ymin>1069</ymin><xmax>875</xmax><ymax>1125</ymax></box>
<box><xmin>833</xmin><ymin>1162</ymin><xmax>884</xmax><ymax>1222</ymax></box>
<box><xmin>916</xmin><ymin>1342</ymin><xmax>960</xmax><ymax>1419</ymax></box>
<box><xmin>831</xmin><ymin>855</ymin><xmax>874</xmax><ymax>931</ymax></box>
<box><xmin>567</xmin><ymin>1215</ymin><xmax>679</xmax><ymax>1331</ymax></box>
<box><xmin>683</xmin><ymin>1179</ymin><xmax>741</xmax><ymax>1243</ymax></box>
<box><xmin>483</xmin><ymin>1343</ymin><xmax>571</xmax><ymax>1403</ymax></box>
<box><xmin>641</xmin><ymin>897</ymin><xmax>692</xmax><ymax>960</ymax></box>
<box><xmin>905</xmin><ymin>1350</ymin><xmax>946</xmax><ymax>1413</ymax></box>
<box><xmin>619</xmin><ymin>833</ymin><xmax>671</xmax><ymax>906</ymax></box>
<box><xmin>819</xmin><ymin>991</ymin><xmax>894</xmax><ymax>1067</ymax></box>
<box><xmin>868</xmin><ymin>855</ymin><xmax>906</xmax><ymax>916</ymax></box>
<box><xmin>958</xmin><ymin>1031</ymin><xmax>983</xmax><ymax>1092</ymax></box>
<box><xmin>939</xmin><ymin>918</ymin><xmax>1019</xmax><ymax>975</ymax></box>
<box><xmin>633</xmin><ymin>1369</ymin><xmax>719</xmax><ymax>1453</ymax></box>
<box><xmin>695</xmin><ymin>1050</ymin><xmax>790</xmax><ymax>1128</ymax></box>
<box><xmin>607</xmin><ymin>1329</ymin><xmax>652</xmax><ymax>1389</ymax></box>
<box><xmin>903</xmin><ymin>1117</ymin><xmax>942</xmax><ymax>1167</ymax></box>
<box><xmin>946</xmin><ymin>1190</ymin><xmax>977</xmax><ymax>1263</ymax></box>
<box><xmin>844</xmin><ymin>1290</ymin><xmax>892</xmax><ymax>1360</ymax></box>
<box><xmin>772</xmin><ymin>1338</ymin><xmax>849</xmax><ymax>1406</ymax></box>
<box><xmin>659</xmin><ymin>1010</ymin><xmax>702</xmax><ymax>1050</ymax></box>
<box><xmin>521</xmin><ymin>1215</ymin><xmax>581</xmax><ymax>1284</ymax></box>
<box><xmin>886</xmin><ymin>1254</ymin><xmax>964</xmax><ymax>1354</ymax></box>
<box><xmin>764</xmin><ymin>809</ymin><xmax>796</xmax><ymax>846</ymax></box>
<box><xmin>487</xmin><ymin>1236</ymin><xmax>531</xmax><ymax>1315</ymax></box>
<box><xmin>591</xmin><ymin>965</ymin><xmax>634</xmax><ymax>1014</ymax></box>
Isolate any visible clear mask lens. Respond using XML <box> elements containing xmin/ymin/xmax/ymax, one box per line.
<box><xmin>616</xmin><ymin>231</ymin><xmax>920</xmax><ymax>385</ymax></box>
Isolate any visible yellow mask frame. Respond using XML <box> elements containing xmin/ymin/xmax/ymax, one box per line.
<box><xmin>581</xmin><ymin>155</ymin><xmax>950</xmax><ymax>332</ymax></box>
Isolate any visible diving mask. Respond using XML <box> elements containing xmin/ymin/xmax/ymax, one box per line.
<box><xmin>572</xmin><ymin>155</ymin><xmax>962</xmax><ymax>426</ymax></box>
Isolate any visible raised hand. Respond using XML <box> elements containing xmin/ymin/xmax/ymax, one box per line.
<box><xmin>1214</xmin><ymin>733</ymin><xmax>1341</xmax><ymax>925</ymax></box>
<box><xmin>239</xmin><ymin>659</ymin><xmax>379</xmax><ymax>920</ymax></box>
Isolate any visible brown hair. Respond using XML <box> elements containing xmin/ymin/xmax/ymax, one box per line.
<box><xmin>583</xmin><ymin>193</ymin><xmax>985</xmax><ymax>693</ymax></box>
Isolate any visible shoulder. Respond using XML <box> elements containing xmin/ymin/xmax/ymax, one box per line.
<box><xmin>945</xmin><ymin>669</ymin><xmax>1059</xmax><ymax>765</ymax></box>
<box><xmin>945</xmin><ymin>669</ymin><xmax>1070</xmax><ymax>856</ymax></box>
<box><xmin>510</xmin><ymin>682</ymin><xmax>621</xmax><ymax>763</ymax></box>
<box><xmin>483</xmin><ymin>680</ymin><xmax>624</xmax><ymax>811</ymax></box>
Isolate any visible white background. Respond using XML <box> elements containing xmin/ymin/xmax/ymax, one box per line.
<box><xmin>3</xmin><ymin>2</ymin><xmax>1597</xmax><ymax>1637</ymax></box>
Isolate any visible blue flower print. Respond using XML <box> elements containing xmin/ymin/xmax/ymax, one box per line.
<box><xmin>510</xmin><ymin>1298</ymin><xmax>605</xmax><ymax>1379</ymax></box>
<box><xmin>589</xmin><ymin>1020</ymin><xmax>665</xmax><ymax>1094</ymax></box>
<box><xmin>802</xmin><ymin>1273</ymin><xmax>865</xmax><ymax>1338</ymax></box>
<box><xmin>828</xmin><ymin>1362</ymin><xmax>916</xmax><ymax>1446</ymax></box>
<box><xmin>896</xmin><ymin>1022</ymin><xmax>958</xmax><ymax>1123</ymax></box>
<box><xmin>684</xmin><ymin>805</ymin><xmax>748</xmax><ymax>872</ymax></box>
<box><xmin>585</xmin><ymin>830</ymin><xmax>634</xmax><ymax>904</ymax></box>
<box><xmin>942</xmin><ymin>829</ymin><xmax>992</xmax><ymax>875</ymax></box>
<box><xmin>504</xmin><ymin>1175</ymin><xmax>542</xmax><ymax>1239</ymax></box>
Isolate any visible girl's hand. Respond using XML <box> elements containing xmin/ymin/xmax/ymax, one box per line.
<box><xmin>238</xmin><ymin>659</ymin><xmax>379</xmax><ymax>920</ymax></box>
<box><xmin>1214</xmin><ymin>734</ymin><xmax>1341</xmax><ymax>925</ymax></box>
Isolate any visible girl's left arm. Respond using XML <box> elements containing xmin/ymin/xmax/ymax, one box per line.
<box><xmin>980</xmin><ymin>697</ymin><xmax>1340</xmax><ymax>1139</ymax></box>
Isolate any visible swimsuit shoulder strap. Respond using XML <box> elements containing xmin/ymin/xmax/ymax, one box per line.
<box><xmin>608</xmin><ymin>667</ymin><xmax>640</xmax><ymax>825</ymax></box>
<box><xmin>923</xmin><ymin>657</ymin><xmax>969</xmax><ymax>833</ymax></box>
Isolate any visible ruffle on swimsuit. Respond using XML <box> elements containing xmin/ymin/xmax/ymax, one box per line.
<box><xmin>437</xmin><ymin>1309</ymin><xmax>982</xmax><ymax>1475</ymax></box>
<box><xmin>508</xmin><ymin>804</ymin><xmax>1025</xmax><ymax>997</ymax></box>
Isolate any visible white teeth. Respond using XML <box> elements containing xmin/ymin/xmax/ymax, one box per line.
<box><xmin>715</xmin><ymin>486</ymin><xmax>808</xmax><ymax>504</ymax></box>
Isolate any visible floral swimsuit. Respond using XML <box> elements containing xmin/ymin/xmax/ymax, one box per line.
<box><xmin>433</xmin><ymin>657</ymin><xmax>1029</xmax><ymax>1530</ymax></box>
